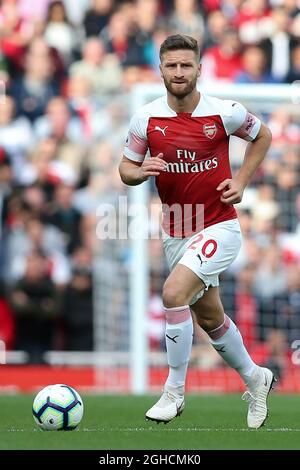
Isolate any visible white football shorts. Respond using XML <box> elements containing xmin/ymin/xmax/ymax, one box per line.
<box><xmin>162</xmin><ymin>218</ymin><xmax>242</xmax><ymax>304</ymax></box>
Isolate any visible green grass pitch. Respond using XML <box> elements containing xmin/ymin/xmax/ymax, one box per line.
<box><xmin>0</xmin><ymin>394</ymin><xmax>299</xmax><ymax>450</ymax></box>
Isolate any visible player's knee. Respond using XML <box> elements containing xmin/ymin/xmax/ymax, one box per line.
<box><xmin>162</xmin><ymin>281</ymin><xmax>188</xmax><ymax>308</ymax></box>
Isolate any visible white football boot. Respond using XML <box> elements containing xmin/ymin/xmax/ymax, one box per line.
<box><xmin>145</xmin><ymin>386</ymin><xmax>185</xmax><ymax>424</ymax></box>
<box><xmin>242</xmin><ymin>367</ymin><xmax>276</xmax><ymax>429</ymax></box>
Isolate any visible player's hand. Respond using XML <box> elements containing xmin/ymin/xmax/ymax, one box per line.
<box><xmin>216</xmin><ymin>178</ymin><xmax>245</xmax><ymax>205</ymax></box>
<box><xmin>137</xmin><ymin>153</ymin><xmax>167</xmax><ymax>181</ymax></box>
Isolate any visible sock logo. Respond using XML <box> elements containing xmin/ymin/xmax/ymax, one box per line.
<box><xmin>166</xmin><ymin>334</ymin><xmax>179</xmax><ymax>343</ymax></box>
<box><xmin>214</xmin><ymin>346</ymin><xmax>226</xmax><ymax>353</ymax></box>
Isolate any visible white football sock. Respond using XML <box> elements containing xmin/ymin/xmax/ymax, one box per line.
<box><xmin>164</xmin><ymin>305</ymin><xmax>193</xmax><ymax>394</ymax></box>
<box><xmin>208</xmin><ymin>314</ymin><xmax>258</xmax><ymax>384</ymax></box>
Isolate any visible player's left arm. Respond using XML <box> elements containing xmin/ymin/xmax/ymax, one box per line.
<box><xmin>218</xmin><ymin>104</ymin><xmax>272</xmax><ymax>205</ymax></box>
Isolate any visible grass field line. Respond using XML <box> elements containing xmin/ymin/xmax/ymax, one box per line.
<box><xmin>82</xmin><ymin>427</ymin><xmax>300</xmax><ymax>433</ymax></box>
<box><xmin>5</xmin><ymin>427</ymin><xmax>300</xmax><ymax>433</ymax></box>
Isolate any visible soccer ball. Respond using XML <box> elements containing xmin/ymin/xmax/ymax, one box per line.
<box><xmin>32</xmin><ymin>384</ymin><xmax>84</xmax><ymax>431</ymax></box>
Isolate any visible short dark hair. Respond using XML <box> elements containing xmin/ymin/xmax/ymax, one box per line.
<box><xmin>159</xmin><ymin>34</ymin><xmax>200</xmax><ymax>62</ymax></box>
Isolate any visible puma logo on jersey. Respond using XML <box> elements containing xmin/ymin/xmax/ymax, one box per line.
<box><xmin>155</xmin><ymin>125</ymin><xmax>168</xmax><ymax>136</ymax></box>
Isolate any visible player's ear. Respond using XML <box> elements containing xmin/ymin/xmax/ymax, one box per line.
<box><xmin>197</xmin><ymin>63</ymin><xmax>202</xmax><ymax>78</ymax></box>
<box><xmin>159</xmin><ymin>63</ymin><xmax>163</xmax><ymax>77</ymax></box>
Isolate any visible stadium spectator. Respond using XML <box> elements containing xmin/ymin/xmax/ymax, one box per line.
<box><xmin>260</xmin><ymin>6</ymin><xmax>295</xmax><ymax>82</ymax></box>
<box><xmin>262</xmin><ymin>329</ymin><xmax>288</xmax><ymax>381</ymax></box>
<box><xmin>8</xmin><ymin>249</ymin><xmax>62</xmax><ymax>363</ymax></box>
<box><xmin>144</xmin><ymin>23</ymin><xmax>171</xmax><ymax>73</ymax></box>
<box><xmin>201</xmin><ymin>27</ymin><xmax>243</xmax><ymax>82</ymax></box>
<box><xmin>78</xmin><ymin>212</ymin><xmax>98</xmax><ymax>252</ymax></box>
<box><xmin>0</xmin><ymin>148</ymin><xmax>13</xmax><ymax>280</ymax></box>
<box><xmin>234</xmin><ymin>0</ymin><xmax>273</xmax><ymax>45</ymax></box>
<box><xmin>34</xmin><ymin>96</ymin><xmax>82</xmax><ymax>143</ymax></box>
<box><xmin>285</xmin><ymin>43</ymin><xmax>300</xmax><ymax>82</ymax></box>
<box><xmin>73</xmin><ymin>170</ymin><xmax>109</xmax><ymax>215</ymax></box>
<box><xmin>9</xmin><ymin>37</ymin><xmax>60</xmax><ymax>122</ymax></box>
<box><xmin>168</xmin><ymin>0</ymin><xmax>205</xmax><ymax>44</ymax></box>
<box><xmin>275</xmin><ymin>164</ymin><xmax>300</xmax><ymax>231</ymax></box>
<box><xmin>70</xmin><ymin>36</ymin><xmax>122</xmax><ymax>98</ymax></box>
<box><xmin>235</xmin><ymin>45</ymin><xmax>278</xmax><ymax>83</ymax></box>
<box><xmin>0</xmin><ymin>96</ymin><xmax>33</xmax><ymax>181</ymax></box>
<box><xmin>22</xmin><ymin>184</ymin><xmax>47</xmax><ymax>219</ymax></box>
<box><xmin>43</xmin><ymin>0</ymin><xmax>76</xmax><ymax>66</ymax></box>
<box><xmin>0</xmin><ymin>0</ymin><xmax>34</xmax><ymax>75</ymax></box>
<box><xmin>272</xmin><ymin>265</ymin><xmax>300</xmax><ymax>344</ymax></box>
<box><xmin>135</xmin><ymin>0</ymin><xmax>160</xmax><ymax>37</ymax></box>
<box><xmin>18</xmin><ymin>137</ymin><xmax>57</xmax><ymax>194</ymax></box>
<box><xmin>5</xmin><ymin>215</ymin><xmax>71</xmax><ymax>286</ymax></box>
<box><xmin>66</xmin><ymin>74</ymin><xmax>110</xmax><ymax>140</ymax></box>
<box><xmin>250</xmin><ymin>185</ymin><xmax>280</xmax><ymax>239</ymax></box>
<box><xmin>202</xmin><ymin>10</ymin><xmax>230</xmax><ymax>51</ymax></box>
<box><xmin>63</xmin><ymin>246</ymin><xmax>93</xmax><ymax>350</ymax></box>
<box><xmin>83</xmin><ymin>0</ymin><xmax>115</xmax><ymax>37</ymax></box>
<box><xmin>33</xmin><ymin>97</ymin><xmax>86</xmax><ymax>178</ymax></box>
<box><xmin>100</xmin><ymin>9</ymin><xmax>146</xmax><ymax>66</ymax></box>
<box><xmin>44</xmin><ymin>182</ymin><xmax>82</xmax><ymax>254</ymax></box>
<box><xmin>268</xmin><ymin>108</ymin><xmax>300</xmax><ymax>149</ymax></box>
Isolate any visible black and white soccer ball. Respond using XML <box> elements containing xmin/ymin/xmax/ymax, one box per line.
<box><xmin>32</xmin><ymin>384</ymin><xmax>84</xmax><ymax>431</ymax></box>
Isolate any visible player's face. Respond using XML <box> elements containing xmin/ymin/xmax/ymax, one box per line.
<box><xmin>160</xmin><ymin>49</ymin><xmax>201</xmax><ymax>98</ymax></box>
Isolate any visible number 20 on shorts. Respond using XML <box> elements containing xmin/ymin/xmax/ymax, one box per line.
<box><xmin>187</xmin><ymin>234</ymin><xmax>217</xmax><ymax>258</ymax></box>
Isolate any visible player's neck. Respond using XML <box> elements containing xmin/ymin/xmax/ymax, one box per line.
<box><xmin>167</xmin><ymin>90</ymin><xmax>201</xmax><ymax>114</ymax></box>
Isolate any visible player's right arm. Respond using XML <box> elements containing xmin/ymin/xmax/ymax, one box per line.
<box><xmin>119</xmin><ymin>110</ymin><xmax>166</xmax><ymax>186</ymax></box>
<box><xmin>119</xmin><ymin>154</ymin><xmax>166</xmax><ymax>186</ymax></box>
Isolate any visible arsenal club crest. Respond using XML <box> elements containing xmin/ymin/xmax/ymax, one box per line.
<box><xmin>203</xmin><ymin>123</ymin><xmax>217</xmax><ymax>139</ymax></box>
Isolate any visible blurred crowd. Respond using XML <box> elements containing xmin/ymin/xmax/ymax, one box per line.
<box><xmin>0</xmin><ymin>0</ymin><xmax>300</xmax><ymax>374</ymax></box>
